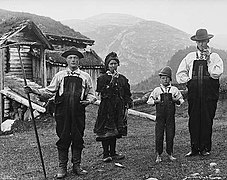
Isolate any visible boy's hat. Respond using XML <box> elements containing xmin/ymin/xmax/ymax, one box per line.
<box><xmin>61</xmin><ymin>47</ymin><xmax>84</xmax><ymax>59</ymax></box>
<box><xmin>159</xmin><ymin>66</ymin><xmax>172</xmax><ymax>80</ymax></box>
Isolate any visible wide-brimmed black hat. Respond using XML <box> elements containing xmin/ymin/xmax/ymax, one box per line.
<box><xmin>61</xmin><ymin>47</ymin><xmax>84</xmax><ymax>59</ymax></box>
<box><xmin>191</xmin><ymin>29</ymin><xmax>214</xmax><ymax>41</ymax></box>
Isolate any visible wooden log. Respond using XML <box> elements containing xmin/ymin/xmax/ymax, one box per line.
<box><xmin>0</xmin><ymin>89</ymin><xmax>46</xmax><ymax>113</ymax></box>
<box><xmin>94</xmin><ymin>100</ymin><xmax>156</xmax><ymax>121</ymax></box>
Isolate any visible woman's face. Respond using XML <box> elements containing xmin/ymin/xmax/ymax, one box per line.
<box><xmin>108</xmin><ymin>59</ymin><xmax>118</xmax><ymax>72</ymax></box>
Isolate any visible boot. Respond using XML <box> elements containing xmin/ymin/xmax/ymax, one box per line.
<box><xmin>71</xmin><ymin>148</ymin><xmax>87</xmax><ymax>175</ymax></box>
<box><xmin>109</xmin><ymin>138</ymin><xmax>125</xmax><ymax>160</ymax></box>
<box><xmin>102</xmin><ymin>140</ymin><xmax>112</xmax><ymax>162</ymax></box>
<box><xmin>56</xmin><ymin>149</ymin><xmax>68</xmax><ymax>179</ymax></box>
<box><xmin>155</xmin><ymin>154</ymin><xmax>162</xmax><ymax>163</ymax></box>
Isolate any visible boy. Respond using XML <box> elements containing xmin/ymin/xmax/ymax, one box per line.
<box><xmin>147</xmin><ymin>66</ymin><xmax>184</xmax><ymax>163</ymax></box>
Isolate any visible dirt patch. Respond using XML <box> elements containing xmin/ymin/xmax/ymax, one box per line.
<box><xmin>0</xmin><ymin>102</ymin><xmax>227</xmax><ymax>180</ymax></box>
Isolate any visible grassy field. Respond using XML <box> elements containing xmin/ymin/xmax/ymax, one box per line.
<box><xmin>0</xmin><ymin>100</ymin><xmax>227</xmax><ymax>180</ymax></box>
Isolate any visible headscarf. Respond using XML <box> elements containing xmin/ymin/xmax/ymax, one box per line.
<box><xmin>104</xmin><ymin>52</ymin><xmax>120</xmax><ymax>71</ymax></box>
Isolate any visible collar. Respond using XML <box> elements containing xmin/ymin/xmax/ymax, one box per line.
<box><xmin>66</xmin><ymin>68</ymin><xmax>81</xmax><ymax>75</ymax></box>
<box><xmin>160</xmin><ymin>84</ymin><xmax>172</xmax><ymax>89</ymax></box>
<box><xmin>196</xmin><ymin>46</ymin><xmax>211</xmax><ymax>60</ymax></box>
<box><xmin>106</xmin><ymin>70</ymin><xmax>119</xmax><ymax>78</ymax></box>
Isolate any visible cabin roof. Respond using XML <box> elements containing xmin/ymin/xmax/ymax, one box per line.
<box><xmin>46</xmin><ymin>49</ymin><xmax>104</xmax><ymax>68</ymax></box>
<box><xmin>45</xmin><ymin>33</ymin><xmax>95</xmax><ymax>48</ymax></box>
<box><xmin>0</xmin><ymin>20</ymin><xmax>53</xmax><ymax>50</ymax></box>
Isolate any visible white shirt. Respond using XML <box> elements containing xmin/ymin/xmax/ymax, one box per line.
<box><xmin>39</xmin><ymin>68</ymin><xmax>96</xmax><ymax>102</ymax></box>
<box><xmin>176</xmin><ymin>50</ymin><xmax>223</xmax><ymax>84</ymax></box>
<box><xmin>147</xmin><ymin>84</ymin><xmax>184</xmax><ymax>106</ymax></box>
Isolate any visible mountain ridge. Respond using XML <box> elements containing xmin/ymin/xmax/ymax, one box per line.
<box><xmin>62</xmin><ymin>13</ymin><xmax>194</xmax><ymax>84</ymax></box>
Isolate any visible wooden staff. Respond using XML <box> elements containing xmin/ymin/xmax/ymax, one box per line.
<box><xmin>17</xmin><ymin>46</ymin><xmax>47</xmax><ymax>179</ymax></box>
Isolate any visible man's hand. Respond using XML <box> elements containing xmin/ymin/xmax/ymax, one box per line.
<box><xmin>24</xmin><ymin>86</ymin><xmax>33</xmax><ymax>94</ymax></box>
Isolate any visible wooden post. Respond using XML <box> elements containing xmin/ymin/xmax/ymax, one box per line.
<box><xmin>40</xmin><ymin>46</ymin><xmax>47</xmax><ymax>87</ymax></box>
<box><xmin>0</xmin><ymin>48</ymin><xmax>5</xmax><ymax>127</ymax></box>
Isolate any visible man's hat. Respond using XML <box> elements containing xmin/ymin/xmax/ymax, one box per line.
<box><xmin>191</xmin><ymin>29</ymin><xmax>214</xmax><ymax>41</ymax></box>
<box><xmin>159</xmin><ymin>66</ymin><xmax>172</xmax><ymax>80</ymax></box>
<box><xmin>61</xmin><ymin>47</ymin><xmax>84</xmax><ymax>59</ymax></box>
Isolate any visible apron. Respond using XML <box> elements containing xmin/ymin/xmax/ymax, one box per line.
<box><xmin>187</xmin><ymin>57</ymin><xmax>219</xmax><ymax>152</ymax></box>
<box><xmin>55</xmin><ymin>76</ymin><xmax>86</xmax><ymax>150</ymax></box>
<box><xmin>155</xmin><ymin>87</ymin><xmax>176</xmax><ymax>155</ymax></box>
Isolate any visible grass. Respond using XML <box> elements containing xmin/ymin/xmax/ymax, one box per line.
<box><xmin>0</xmin><ymin>100</ymin><xmax>227</xmax><ymax>180</ymax></box>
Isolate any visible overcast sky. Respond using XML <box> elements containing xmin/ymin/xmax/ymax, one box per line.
<box><xmin>1</xmin><ymin>0</ymin><xmax>227</xmax><ymax>35</ymax></box>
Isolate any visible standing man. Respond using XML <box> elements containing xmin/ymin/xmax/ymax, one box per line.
<box><xmin>176</xmin><ymin>29</ymin><xmax>223</xmax><ymax>157</ymax></box>
<box><xmin>25</xmin><ymin>47</ymin><xmax>96</xmax><ymax>178</ymax></box>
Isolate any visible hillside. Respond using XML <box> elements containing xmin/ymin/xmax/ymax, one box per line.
<box><xmin>132</xmin><ymin>46</ymin><xmax>227</xmax><ymax>91</ymax></box>
<box><xmin>62</xmin><ymin>13</ymin><xmax>194</xmax><ymax>84</ymax></box>
<box><xmin>0</xmin><ymin>8</ymin><xmax>90</xmax><ymax>39</ymax></box>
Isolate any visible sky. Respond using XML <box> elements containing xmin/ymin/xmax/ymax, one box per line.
<box><xmin>1</xmin><ymin>0</ymin><xmax>227</xmax><ymax>35</ymax></box>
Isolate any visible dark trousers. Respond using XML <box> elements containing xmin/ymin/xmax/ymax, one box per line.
<box><xmin>187</xmin><ymin>60</ymin><xmax>219</xmax><ymax>153</ymax></box>
<box><xmin>155</xmin><ymin>94</ymin><xmax>175</xmax><ymax>155</ymax></box>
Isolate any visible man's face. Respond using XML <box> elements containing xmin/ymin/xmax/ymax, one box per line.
<box><xmin>196</xmin><ymin>39</ymin><xmax>209</xmax><ymax>51</ymax></box>
<box><xmin>66</xmin><ymin>55</ymin><xmax>80</xmax><ymax>69</ymax></box>
<box><xmin>160</xmin><ymin>75</ymin><xmax>171</xmax><ymax>86</ymax></box>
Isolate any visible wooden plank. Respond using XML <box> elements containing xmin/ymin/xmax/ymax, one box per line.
<box><xmin>0</xmin><ymin>89</ymin><xmax>46</xmax><ymax>113</ymax></box>
<box><xmin>0</xmin><ymin>48</ymin><xmax>4</xmax><ymax>126</ymax></box>
<box><xmin>94</xmin><ymin>100</ymin><xmax>156</xmax><ymax>121</ymax></box>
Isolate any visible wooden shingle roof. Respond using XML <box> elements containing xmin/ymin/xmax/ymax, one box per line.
<box><xmin>0</xmin><ymin>20</ymin><xmax>53</xmax><ymax>50</ymax></box>
<box><xmin>46</xmin><ymin>49</ymin><xmax>104</xmax><ymax>69</ymax></box>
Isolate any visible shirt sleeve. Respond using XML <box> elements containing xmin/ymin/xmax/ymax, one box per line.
<box><xmin>172</xmin><ymin>87</ymin><xmax>184</xmax><ymax>106</ymax></box>
<box><xmin>147</xmin><ymin>88</ymin><xmax>159</xmax><ymax>105</ymax></box>
<box><xmin>208</xmin><ymin>53</ymin><xmax>224</xmax><ymax>79</ymax></box>
<box><xmin>176</xmin><ymin>56</ymin><xmax>191</xmax><ymax>84</ymax></box>
<box><xmin>39</xmin><ymin>73</ymin><xmax>61</xmax><ymax>95</ymax></box>
<box><xmin>85</xmin><ymin>75</ymin><xmax>97</xmax><ymax>103</ymax></box>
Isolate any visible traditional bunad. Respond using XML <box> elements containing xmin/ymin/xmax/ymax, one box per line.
<box><xmin>94</xmin><ymin>52</ymin><xmax>133</xmax><ymax>162</ymax></box>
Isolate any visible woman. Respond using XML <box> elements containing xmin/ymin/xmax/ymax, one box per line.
<box><xmin>94</xmin><ymin>52</ymin><xmax>133</xmax><ymax>162</ymax></box>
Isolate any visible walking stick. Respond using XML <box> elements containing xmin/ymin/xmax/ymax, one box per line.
<box><xmin>17</xmin><ymin>46</ymin><xmax>47</xmax><ymax>179</ymax></box>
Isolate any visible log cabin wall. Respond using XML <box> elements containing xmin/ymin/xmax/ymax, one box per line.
<box><xmin>6</xmin><ymin>46</ymin><xmax>33</xmax><ymax>80</ymax></box>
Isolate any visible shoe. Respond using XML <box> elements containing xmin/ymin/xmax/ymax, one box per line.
<box><xmin>200</xmin><ymin>151</ymin><xmax>210</xmax><ymax>156</ymax></box>
<box><xmin>168</xmin><ymin>155</ymin><xmax>177</xmax><ymax>161</ymax></box>
<box><xmin>185</xmin><ymin>151</ymin><xmax>199</xmax><ymax>157</ymax></box>
<box><xmin>73</xmin><ymin>165</ymin><xmax>88</xmax><ymax>175</ymax></box>
<box><xmin>155</xmin><ymin>155</ymin><xmax>162</xmax><ymax>163</ymax></box>
<box><xmin>111</xmin><ymin>153</ymin><xmax>125</xmax><ymax>160</ymax></box>
<box><xmin>103</xmin><ymin>156</ymin><xmax>112</xmax><ymax>162</ymax></box>
<box><xmin>56</xmin><ymin>167</ymin><xmax>67</xmax><ymax>179</ymax></box>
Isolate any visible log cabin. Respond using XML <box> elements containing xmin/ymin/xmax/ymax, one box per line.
<box><xmin>0</xmin><ymin>20</ymin><xmax>104</xmax><ymax>128</ymax></box>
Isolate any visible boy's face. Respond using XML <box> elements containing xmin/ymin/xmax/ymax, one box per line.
<box><xmin>160</xmin><ymin>75</ymin><xmax>171</xmax><ymax>86</ymax></box>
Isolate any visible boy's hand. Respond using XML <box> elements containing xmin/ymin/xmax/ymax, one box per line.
<box><xmin>154</xmin><ymin>99</ymin><xmax>161</xmax><ymax>104</ymax></box>
<box><xmin>172</xmin><ymin>97</ymin><xmax>180</xmax><ymax>105</ymax></box>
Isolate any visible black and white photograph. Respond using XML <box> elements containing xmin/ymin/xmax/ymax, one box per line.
<box><xmin>0</xmin><ymin>0</ymin><xmax>226</xmax><ymax>179</ymax></box>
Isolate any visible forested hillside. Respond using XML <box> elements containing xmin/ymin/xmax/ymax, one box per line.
<box><xmin>132</xmin><ymin>46</ymin><xmax>227</xmax><ymax>92</ymax></box>
<box><xmin>0</xmin><ymin>8</ymin><xmax>90</xmax><ymax>39</ymax></box>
